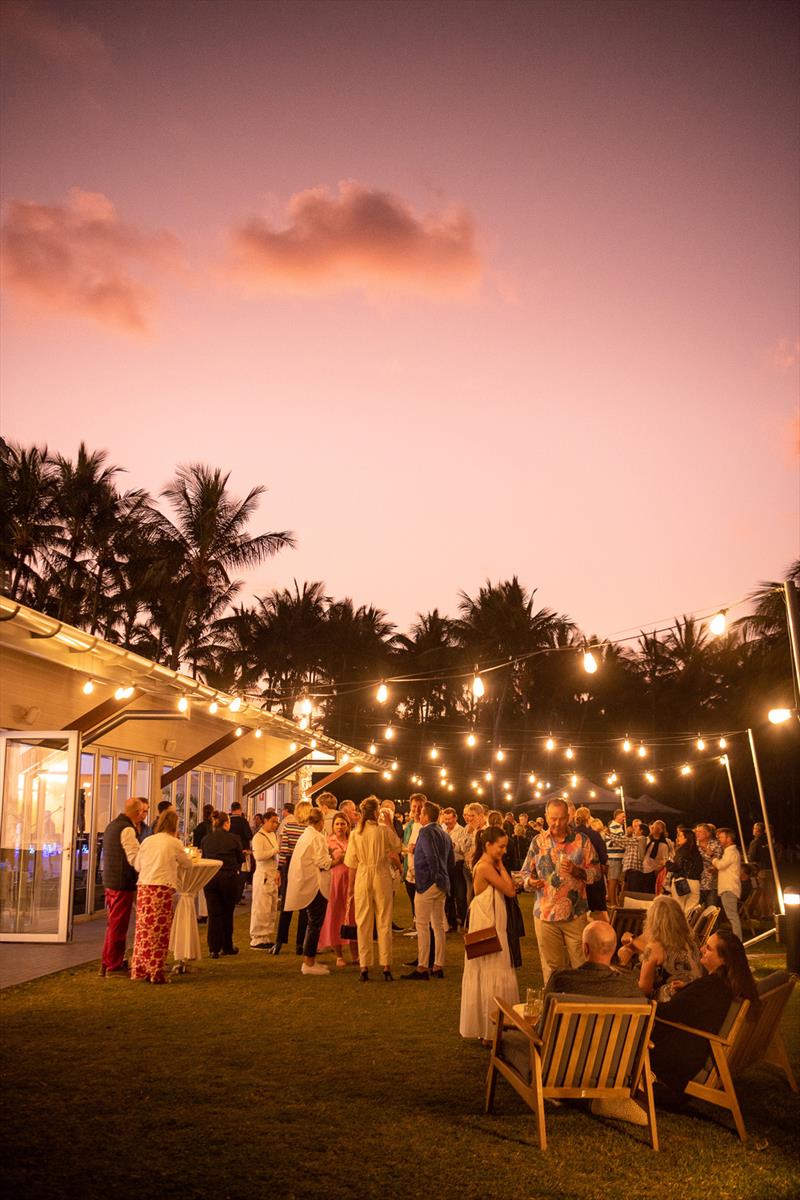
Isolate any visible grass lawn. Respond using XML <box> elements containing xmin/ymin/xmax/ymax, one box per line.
<box><xmin>2</xmin><ymin>893</ymin><xmax>799</xmax><ymax>1200</ymax></box>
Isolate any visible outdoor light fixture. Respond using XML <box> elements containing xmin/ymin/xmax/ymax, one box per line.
<box><xmin>229</xmin><ymin>697</ymin><xmax>242</xmax><ymax>713</ymax></box>
<box><xmin>495</xmin><ymin>748</ymin><xmax>505</xmax><ymax>761</ymax></box>
<box><xmin>209</xmin><ymin>700</ymin><xmax>219</xmax><ymax>714</ymax></box>
<box><xmin>369</xmin><ymin>743</ymin><xmax>377</xmax><ymax>755</ymax></box>
<box><xmin>384</xmin><ymin>726</ymin><xmax>394</xmax><ymax>740</ymax></box>
<box><xmin>565</xmin><ymin>746</ymin><xmax>575</xmax><ymax>760</ymax></box>
<box><xmin>583</xmin><ymin>650</ymin><xmax>598</xmax><ymax>674</ymax></box>
<box><xmin>82</xmin><ymin>679</ymin><xmax>95</xmax><ymax>695</ymax></box>
<box><xmin>466</xmin><ymin>732</ymin><xmax>476</xmax><ymax>747</ymax></box>
<box><xmin>429</xmin><ymin>746</ymin><xmax>439</xmax><ymax>759</ymax></box>
<box><xmin>768</xmin><ymin>708</ymin><xmax>792</xmax><ymax>724</ymax></box>
<box><xmin>709</xmin><ymin>611</ymin><xmax>727</xmax><ymax>636</ymax></box>
<box><xmin>472</xmin><ymin>672</ymin><xmax>485</xmax><ymax>699</ymax></box>
<box><xmin>622</xmin><ymin>739</ymin><xmax>632</xmax><ymax>753</ymax></box>
<box><xmin>637</xmin><ymin>744</ymin><xmax>647</xmax><ymax>758</ymax></box>
<box><xmin>178</xmin><ymin>696</ymin><xmax>189</xmax><ymax>713</ymax></box>
<box><xmin>376</xmin><ymin>682</ymin><xmax>388</xmax><ymax>703</ymax></box>
<box><xmin>546</xmin><ymin>737</ymin><xmax>555</xmax><ymax>751</ymax></box>
<box><xmin>696</xmin><ymin>736</ymin><xmax>706</xmax><ymax>751</ymax></box>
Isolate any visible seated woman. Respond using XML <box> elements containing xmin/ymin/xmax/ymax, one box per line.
<box><xmin>650</xmin><ymin>929</ymin><xmax>759</xmax><ymax>1105</ymax></box>
<box><xmin>618</xmin><ymin>894</ymin><xmax>701</xmax><ymax>1001</ymax></box>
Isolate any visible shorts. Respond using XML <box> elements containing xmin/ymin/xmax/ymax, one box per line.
<box><xmin>607</xmin><ymin>859</ymin><xmax>622</xmax><ymax>881</ymax></box>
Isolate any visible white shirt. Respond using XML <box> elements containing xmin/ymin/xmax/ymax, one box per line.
<box><xmin>446</xmin><ymin>822</ymin><xmax>468</xmax><ymax>862</ymax></box>
<box><xmin>121</xmin><ymin>826</ymin><xmax>139</xmax><ymax>867</ymax></box>
<box><xmin>252</xmin><ymin>828</ymin><xmax>279</xmax><ymax>876</ymax></box>
<box><xmin>134</xmin><ymin>832</ymin><xmax>187</xmax><ymax>889</ymax></box>
<box><xmin>284</xmin><ymin>827</ymin><xmax>332</xmax><ymax>910</ymax></box>
<box><xmin>712</xmin><ymin>844</ymin><xmax>742</xmax><ymax>897</ymax></box>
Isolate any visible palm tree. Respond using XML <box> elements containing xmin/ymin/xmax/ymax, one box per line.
<box><xmin>153</xmin><ymin>464</ymin><xmax>295</xmax><ymax>670</ymax></box>
<box><xmin>0</xmin><ymin>440</ymin><xmax>59</xmax><ymax>602</ymax></box>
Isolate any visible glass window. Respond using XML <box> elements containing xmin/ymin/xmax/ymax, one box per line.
<box><xmin>188</xmin><ymin>771</ymin><xmax>200</xmax><ymax>836</ymax></box>
<box><xmin>115</xmin><ymin>758</ymin><xmax>132</xmax><ymax>806</ymax></box>
<box><xmin>202</xmin><ymin>771</ymin><xmax>212</xmax><ymax>806</ymax></box>
<box><xmin>134</xmin><ymin>760</ymin><xmax>151</xmax><ymax>800</ymax></box>
<box><xmin>73</xmin><ymin>751</ymin><xmax>95</xmax><ymax>917</ymax></box>
<box><xmin>214</xmin><ymin>775</ymin><xmax>224</xmax><ymax>808</ymax></box>
<box><xmin>93</xmin><ymin>755</ymin><xmax>114</xmax><ymax>911</ymax></box>
<box><xmin>224</xmin><ymin>774</ymin><xmax>235</xmax><ymax>810</ymax></box>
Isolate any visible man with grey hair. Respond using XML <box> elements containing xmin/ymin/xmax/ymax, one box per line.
<box><xmin>521</xmin><ymin>797</ymin><xmax>600</xmax><ymax>983</ymax></box>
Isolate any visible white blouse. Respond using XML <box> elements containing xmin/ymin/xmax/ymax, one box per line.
<box><xmin>284</xmin><ymin>827</ymin><xmax>332</xmax><ymax>911</ymax></box>
<box><xmin>134</xmin><ymin>832</ymin><xmax>187</xmax><ymax>889</ymax></box>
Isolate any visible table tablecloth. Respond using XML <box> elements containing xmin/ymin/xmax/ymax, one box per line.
<box><xmin>170</xmin><ymin>858</ymin><xmax>222</xmax><ymax>961</ymax></box>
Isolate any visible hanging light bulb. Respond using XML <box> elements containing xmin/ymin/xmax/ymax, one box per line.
<box><xmin>477</xmin><ymin>786</ymin><xmax>484</xmax><ymax>796</ymax></box>
<box><xmin>82</xmin><ymin>679</ymin><xmax>95</xmax><ymax>695</ymax></box>
<box><xmin>471</xmin><ymin>779</ymin><xmax>478</xmax><ymax>789</ymax></box>
<box><xmin>255</xmin><ymin>728</ymin><xmax>262</xmax><ymax>739</ymax></box>
<box><xmin>495</xmin><ymin>748</ymin><xmax>505</xmax><ymax>762</ymax></box>
<box><xmin>528</xmin><ymin>773</ymin><xmax>536</xmax><ymax>784</ymax></box>
<box><xmin>645</xmin><ymin>771</ymin><xmax>656</xmax><ymax>784</ymax></box>
<box><xmin>503</xmin><ymin>780</ymin><xmax>511</xmax><ymax>790</ymax></box>
<box><xmin>429</xmin><ymin>746</ymin><xmax>440</xmax><ymax>760</ymax></box>
<box><xmin>709</xmin><ymin>611</ymin><xmax>727</xmax><ymax>637</ymax></box>
<box><xmin>209</xmin><ymin>699</ymin><xmax>219</xmax><ymax>714</ymax></box>
<box><xmin>588</xmin><ymin>789</ymin><xmax>597</xmax><ymax>799</ymax></box>
<box><xmin>439</xmin><ymin>767</ymin><xmax>447</xmax><ymax>778</ymax></box>
<box><xmin>565</xmin><ymin>746</ymin><xmax>575</xmax><ymax>760</ymax></box>
<box><xmin>341</xmin><ymin>753</ymin><xmax>349</xmax><ymax>764</ymax></box>
<box><xmin>229</xmin><ymin>697</ymin><xmax>242</xmax><ymax>713</ymax></box>
<box><xmin>299</xmin><ymin>715</ymin><xmax>310</xmax><ymax>731</ymax></box>
<box><xmin>310</xmin><ymin>738</ymin><xmax>317</xmax><ymax>749</ymax></box>
<box><xmin>114</xmin><ymin>687</ymin><xmax>126</xmax><ymax>701</ymax></box>
<box><xmin>607</xmin><ymin>772</ymin><xmax>618</xmax><ymax>785</ymax></box>
<box><xmin>300</xmin><ymin>696</ymin><xmax>313</xmax><ymax>716</ymax></box>
<box><xmin>448</xmin><ymin>783</ymin><xmax>454</xmax><ymax>792</ymax></box>
<box><xmin>472</xmin><ymin>672</ymin><xmax>485</xmax><ymax>699</ymax></box>
<box><xmin>290</xmin><ymin>741</ymin><xmax>298</xmax><ymax>752</ymax></box>
<box><xmin>680</xmin><ymin>764</ymin><xmax>692</xmax><ymax>776</ymax></box>
<box><xmin>622</xmin><ymin>738</ymin><xmax>631</xmax><ymax>753</ymax></box>
<box><xmin>354</xmin><ymin>765</ymin><xmax>363</xmax><ymax>774</ymax></box>
<box><xmin>178</xmin><ymin>696</ymin><xmax>189</xmax><ymax>713</ymax></box>
<box><xmin>546</xmin><ymin>737</ymin><xmax>555</xmax><ymax>751</ymax></box>
<box><xmin>718</xmin><ymin>736</ymin><xmax>727</xmax><ymax>749</ymax></box>
<box><xmin>384</xmin><ymin>726</ymin><xmax>394</xmax><ymax>740</ymax></box>
<box><xmin>466</xmin><ymin>732</ymin><xmax>476</xmax><ymax>747</ymax></box>
<box><xmin>235</xmin><ymin>727</ymin><xmax>243</xmax><ymax>738</ymax></box>
<box><xmin>391</xmin><ymin>761</ymin><xmax>398</xmax><ymax>772</ymax></box>
<box><xmin>382</xmin><ymin>770</ymin><xmax>391</xmax><ymax>780</ymax></box>
<box><xmin>696</xmin><ymin>736</ymin><xmax>706</xmax><ymax>751</ymax></box>
<box><xmin>583</xmin><ymin>650</ymin><xmax>598</xmax><ymax>674</ymax></box>
<box><xmin>376</xmin><ymin>682</ymin><xmax>388</xmax><ymax>704</ymax></box>
<box><xmin>368</xmin><ymin>742</ymin><xmax>377</xmax><ymax>755</ymax></box>
<box><xmin>637</xmin><ymin>744</ymin><xmax>647</xmax><ymax>758</ymax></box>
<box><xmin>484</xmin><ymin>771</ymin><xmax>492</xmax><ymax>782</ymax></box>
<box><xmin>570</xmin><ymin>774</ymin><xmax>578</xmax><ymax>788</ymax></box>
<box><xmin>768</xmin><ymin>708</ymin><xmax>792</xmax><ymax>724</ymax></box>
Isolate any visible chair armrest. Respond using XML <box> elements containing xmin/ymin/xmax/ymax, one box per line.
<box><xmin>654</xmin><ymin>1017</ymin><xmax>733</xmax><ymax>1047</ymax></box>
<box><xmin>493</xmin><ymin>997</ymin><xmax>543</xmax><ymax>1045</ymax></box>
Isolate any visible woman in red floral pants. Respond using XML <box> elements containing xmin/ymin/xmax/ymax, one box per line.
<box><xmin>131</xmin><ymin>810</ymin><xmax>188</xmax><ymax>984</ymax></box>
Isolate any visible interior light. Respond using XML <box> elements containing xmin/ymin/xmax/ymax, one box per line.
<box><xmin>178</xmin><ymin>696</ymin><xmax>189</xmax><ymax>713</ymax></box>
<box><xmin>82</xmin><ymin>680</ymin><xmax>95</xmax><ymax>695</ymax></box>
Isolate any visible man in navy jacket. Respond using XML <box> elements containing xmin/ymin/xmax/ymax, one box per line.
<box><xmin>402</xmin><ymin>799</ymin><xmax>453</xmax><ymax>980</ymax></box>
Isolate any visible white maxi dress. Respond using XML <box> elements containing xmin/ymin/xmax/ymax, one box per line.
<box><xmin>459</xmin><ymin>883</ymin><xmax>520</xmax><ymax>1040</ymax></box>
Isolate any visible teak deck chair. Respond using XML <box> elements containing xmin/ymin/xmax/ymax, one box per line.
<box><xmin>485</xmin><ymin>995</ymin><xmax>659</xmax><ymax>1151</ymax></box>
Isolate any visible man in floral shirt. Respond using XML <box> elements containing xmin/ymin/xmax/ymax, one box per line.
<box><xmin>695</xmin><ymin>823</ymin><xmax>721</xmax><ymax>906</ymax></box>
<box><xmin>521</xmin><ymin>797</ymin><xmax>600</xmax><ymax>983</ymax></box>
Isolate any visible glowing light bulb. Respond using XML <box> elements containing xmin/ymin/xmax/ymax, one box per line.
<box><xmin>503</xmin><ymin>781</ymin><xmax>511</xmax><ymax>790</ymax></box>
<box><xmin>680</xmin><ymin>764</ymin><xmax>692</xmax><ymax>776</ymax></box>
<box><xmin>709</xmin><ymin>611</ymin><xmax>727</xmax><ymax>636</ymax></box>
<box><xmin>382</xmin><ymin>770</ymin><xmax>391</xmax><ymax>780</ymax></box>
<box><xmin>589</xmin><ymin>789</ymin><xmax>597</xmax><ymax>798</ymax></box>
<box><xmin>622</xmin><ymin>739</ymin><xmax>632</xmax><ymax>753</ymax></box>
<box><xmin>440</xmin><ymin>767</ymin><xmax>447</xmax><ymax>778</ymax></box>
<box><xmin>300</xmin><ymin>696</ymin><xmax>313</xmax><ymax>716</ymax></box>
<box><xmin>448</xmin><ymin>783</ymin><xmax>454</xmax><ymax>792</ymax></box>
<box><xmin>82</xmin><ymin>680</ymin><xmax>94</xmax><ymax>695</ymax></box>
<box><xmin>114</xmin><ymin>687</ymin><xmax>125</xmax><ymax>701</ymax></box>
<box><xmin>230</xmin><ymin>697</ymin><xmax>242</xmax><ymax>713</ymax></box>
<box><xmin>376</xmin><ymin>682</ymin><xmax>388</xmax><ymax>704</ymax></box>
<box><xmin>255</xmin><ymin>729</ymin><xmax>262</xmax><ymax>739</ymax></box>
<box><xmin>384</xmin><ymin>726</ymin><xmax>394</xmax><ymax>740</ymax></box>
<box><xmin>495</xmin><ymin>749</ymin><xmax>505</xmax><ymax>762</ymax></box>
<box><xmin>391</xmin><ymin>761</ymin><xmax>398</xmax><ymax>772</ymax></box>
<box><xmin>178</xmin><ymin>696</ymin><xmax>189</xmax><ymax>713</ymax></box>
<box><xmin>429</xmin><ymin>747</ymin><xmax>439</xmax><ymax>760</ymax></box>
<box><xmin>607</xmin><ymin>773</ymin><xmax>618</xmax><ymax>785</ymax></box>
<box><xmin>209</xmin><ymin>700</ymin><xmax>219</xmax><ymax>714</ymax></box>
<box><xmin>368</xmin><ymin>743</ymin><xmax>377</xmax><ymax>755</ymax></box>
<box><xmin>466</xmin><ymin>732</ymin><xmax>476</xmax><ymax>747</ymax></box>
<box><xmin>546</xmin><ymin>737</ymin><xmax>555</xmax><ymax>751</ymax></box>
<box><xmin>477</xmin><ymin>786</ymin><xmax>484</xmax><ymax>796</ymax></box>
<box><xmin>299</xmin><ymin>715</ymin><xmax>309</xmax><ymax>731</ymax></box>
<box><xmin>769</xmin><ymin>708</ymin><xmax>792</xmax><ymax>724</ymax></box>
<box><xmin>310</xmin><ymin>738</ymin><xmax>317</xmax><ymax>749</ymax></box>
<box><xmin>645</xmin><ymin>771</ymin><xmax>655</xmax><ymax>784</ymax></box>
<box><xmin>565</xmin><ymin>747</ymin><xmax>575</xmax><ymax>760</ymax></box>
<box><xmin>528</xmin><ymin>773</ymin><xmax>536</xmax><ymax>784</ymax></box>
<box><xmin>696</xmin><ymin>737</ymin><xmax>706</xmax><ymax>751</ymax></box>
<box><xmin>354</xmin><ymin>765</ymin><xmax>363</xmax><ymax>774</ymax></box>
<box><xmin>472</xmin><ymin>673</ymin><xmax>485</xmax><ymax>699</ymax></box>
<box><xmin>484</xmin><ymin>771</ymin><xmax>492</xmax><ymax>782</ymax></box>
<box><xmin>290</xmin><ymin>742</ymin><xmax>297</xmax><ymax>752</ymax></box>
<box><xmin>718</xmin><ymin>736</ymin><xmax>727</xmax><ymax>749</ymax></box>
<box><xmin>341</xmin><ymin>753</ymin><xmax>349</xmax><ymax>763</ymax></box>
<box><xmin>471</xmin><ymin>780</ymin><xmax>478</xmax><ymax>789</ymax></box>
<box><xmin>570</xmin><ymin>775</ymin><xmax>578</xmax><ymax>788</ymax></box>
<box><xmin>637</xmin><ymin>745</ymin><xmax>647</xmax><ymax>758</ymax></box>
<box><xmin>235</xmin><ymin>727</ymin><xmax>243</xmax><ymax>738</ymax></box>
<box><xmin>583</xmin><ymin>651</ymin><xmax>598</xmax><ymax>674</ymax></box>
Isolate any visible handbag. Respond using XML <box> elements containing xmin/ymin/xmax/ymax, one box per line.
<box><xmin>673</xmin><ymin>876</ymin><xmax>690</xmax><ymax>897</ymax></box>
<box><xmin>464</xmin><ymin>925</ymin><xmax>502</xmax><ymax>959</ymax></box>
<box><xmin>339</xmin><ymin>923</ymin><xmax>357</xmax><ymax>940</ymax></box>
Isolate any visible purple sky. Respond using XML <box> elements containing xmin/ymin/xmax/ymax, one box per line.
<box><xmin>1</xmin><ymin>0</ymin><xmax>798</xmax><ymax>637</ymax></box>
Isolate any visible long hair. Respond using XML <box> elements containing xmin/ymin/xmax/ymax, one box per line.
<box><xmin>357</xmin><ymin>796</ymin><xmax>380</xmax><ymax>834</ymax></box>
<box><xmin>676</xmin><ymin>826</ymin><xmax>697</xmax><ymax>854</ymax></box>
<box><xmin>713</xmin><ymin>929</ymin><xmax>760</xmax><ymax>1006</ymax></box>
<box><xmin>155</xmin><ymin>810</ymin><xmax>178</xmax><ymax>836</ymax></box>
<box><xmin>643</xmin><ymin>895</ymin><xmax>696</xmax><ymax>958</ymax></box>
<box><xmin>473</xmin><ymin>824</ymin><xmax>506</xmax><ymax>870</ymax></box>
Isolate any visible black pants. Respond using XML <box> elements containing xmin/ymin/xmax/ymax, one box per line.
<box><xmin>445</xmin><ymin>861</ymin><xmax>468</xmax><ymax>929</ymax></box>
<box><xmin>303</xmin><ymin>890</ymin><xmax>328</xmax><ymax>959</ymax></box>
<box><xmin>276</xmin><ymin>904</ymin><xmax>308</xmax><ymax>950</ymax></box>
<box><xmin>204</xmin><ymin>872</ymin><xmax>238</xmax><ymax>954</ymax></box>
<box><xmin>404</xmin><ymin>880</ymin><xmax>416</xmax><ymax>917</ymax></box>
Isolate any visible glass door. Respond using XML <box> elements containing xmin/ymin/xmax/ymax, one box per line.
<box><xmin>0</xmin><ymin>731</ymin><xmax>80</xmax><ymax>942</ymax></box>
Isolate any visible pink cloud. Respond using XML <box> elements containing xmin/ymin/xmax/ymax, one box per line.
<box><xmin>0</xmin><ymin>188</ymin><xmax>181</xmax><ymax>333</ymax></box>
<box><xmin>0</xmin><ymin>1</ymin><xmax>110</xmax><ymax>70</ymax></box>
<box><xmin>766</xmin><ymin>336</ymin><xmax>800</xmax><ymax>373</ymax></box>
<box><xmin>229</xmin><ymin>181</ymin><xmax>483</xmax><ymax>297</ymax></box>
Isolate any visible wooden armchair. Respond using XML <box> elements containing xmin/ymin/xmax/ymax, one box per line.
<box><xmin>610</xmin><ymin>906</ymin><xmax>646</xmax><ymax>947</ymax></box>
<box><xmin>692</xmin><ymin>905</ymin><xmax>720</xmax><ymax>947</ymax></box>
<box><xmin>654</xmin><ymin>971</ymin><xmax>797</xmax><ymax>1141</ymax></box>
<box><xmin>485</xmin><ymin>995</ymin><xmax>659</xmax><ymax>1151</ymax></box>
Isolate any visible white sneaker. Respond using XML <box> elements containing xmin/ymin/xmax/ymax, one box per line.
<box><xmin>300</xmin><ymin>962</ymin><xmax>330</xmax><ymax>975</ymax></box>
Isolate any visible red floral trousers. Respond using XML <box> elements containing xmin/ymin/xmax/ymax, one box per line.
<box><xmin>131</xmin><ymin>885</ymin><xmax>174</xmax><ymax>983</ymax></box>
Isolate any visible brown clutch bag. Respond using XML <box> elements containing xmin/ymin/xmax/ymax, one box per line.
<box><xmin>464</xmin><ymin>925</ymin><xmax>502</xmax><ymax>959</ymax></box>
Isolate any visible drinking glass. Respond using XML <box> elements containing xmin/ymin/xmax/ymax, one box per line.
<box><xmin>524</xmin><ymin>986</ymin><xmax>543</xmax><ymax>1022</ymax></box>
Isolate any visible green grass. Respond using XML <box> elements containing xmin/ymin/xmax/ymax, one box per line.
<box><xmin>2</xmin><ymin>894</ymin><xmax>799</xmax><ymax>1200</ymax></box>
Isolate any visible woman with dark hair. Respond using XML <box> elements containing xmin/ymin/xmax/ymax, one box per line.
<box><xmin>201</xmin><ymin>811</ymin><xmax>245</xmax><ymax>959</ymax></box>
<box><xmin>345</xmin><ymin>796</ymin><xmax>401</xmax><ymax>981</ymax></box>
<box><xmin>459</xmin><ymin>826</ymin><xmax>520</xmax><ymax>1045</ymax></box>
<box><xmin>131</xmin><ymin>810</ymin><xmax>187</xmax><ymax>984</ymax></box>
<box><xmin>666</xmin><ymin>826</ymin><xmax>703</xmax><ymax>914</ymax></box>
<box><xmin>650</xmin><ymin>929</ymin><xmax>759</xmax><ymax>1105</ymax></box>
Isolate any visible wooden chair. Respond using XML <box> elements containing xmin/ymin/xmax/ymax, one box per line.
<box><xmin>610</xmin><ymin>905</ymin><xmax>646</xmax><ymax>949</ymax></box>
<box><xmin>684</xmin><ymin>903</ymin><xmax>702</xmax><ymax>931</ymax></box>
<box><xmin>692</xmin><ymin>905</ymin><xmax>720</xmax><ymax>946</ymax></box>
<box><xmin>654</xmin><ymin>971</ymin><xmax>797</xmax><ymax>1141</ymax></box>
<box><xmin>485</xmin><ymin>995</ymin><xmax>659</xmax><ymax>1151</ymax></box>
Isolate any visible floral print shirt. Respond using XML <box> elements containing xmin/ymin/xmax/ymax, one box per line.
<box><xmin>698</xmin><ymin>838</ymin><xmax>721</xmax><ymax>891</ymax></box>
<box><xmin>520</xmin><ymin>827</ymin><xmax>600</xmax><ymax>922</ymax></box>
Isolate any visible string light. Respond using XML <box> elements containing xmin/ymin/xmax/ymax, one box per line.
<box><xmin>637</xmin><ymin>744</ymin><xmax>647</xmax><ymax>758</ymax></box>
<box><xmin>354</xmin><ymin>765</ymin><xmax>363</xmax><ymax>774</ymax></box>
<box><xmin>565</xmin><ymin>746</ymin><xmax>575</xmax><ymax>760</ymax></box>
<box><xmin>718</xmin><ymin>736</ymin><xmax>727</xmax><ymax>749</ymax></box>
<box><xmin>391</xmin><ymin>761</ymin><xmax>398</xmax><ymax>772</ymax></box>
<box><xmin>680</xmin><ymin>764</ymin><xmax>692</xmax><ymax>776</ymax></box>
<box><xmin>255</xmin><ymin>729</ymin><xmax>262</xmax><ymax>739</ymax></box>
<box><xmin>528</xmin><ymin>773</ymin><xmax>536</xmax><ymax>784</ymax></box>
<box><xmin>588</xmin><ymin>789</ymin><xmax>597</xmax><ymax>799</ymax></box>
<box><xmin>769</xmin><ymin>708</ymin><xmax>792</xmax><ymax>724</ymax></box>
<box><xmin>466</xmin><ymin>732</ymin><xmax>477</xmax><ymax>747</ymax></box>
<box><xmin>384</xmin><ymin>726</ymin><xmax>395</xmax><ymax>740</ymax></box>
<box><xmin>229</xmin><ymin>697</ymin><xmax>242</xmax><ymax>713</ymax></box>
<box><xmin>115</xmin><ymin>686</ymin><xmax>134</xmax><ymax>701</ymax></box>
<box><xmin>299</xmin><ymin>715</ymin><xmax>310</xmax><ymax>731</ymax></box>
<box><xmin>583</xmin><ymin>650</ymin><xmax>598</xmax><ymax>674</ymax></box>
<box><xmin>209</xmin><ymin>700</ymin><xmax>219</xmax><ymax>714</ymax></box>
<box><xmin>429</xmin><ymin>746</ymin><xmax>439</xmax><ymax>760</ymax></box>
<box><xmin>341</xmin><ymin>752</ymin><xmax>349</xmax><ymax>763</ymax></box>
<box><xmin>376</xmin><ymin>682</ymin><xmax>388</xmax><ymax>704</ymax></box>
<box><xmin>177</xmin><ymin>696</ymin><xmax>189</xmax><ymax>713</ymax></box>
<box><xmin>235</xmin><ymin>727</ymin><xmax>243</xmax><ymax>738</ymax></box>
<box><xmin>503</xmin><ymin>781</ymin><xmax>511</xmax><ymax>791</ymax></box>
<box><xmin>368</xmin><ymin>742</ymin><xmax>377</xmax><ymax>755</ymax></box>
<box><xmin>645</xmin><ymin>771</ymin><xmax>655</xmax><ymax>784</ymax></box>
<box><xmin>310</xmin><ymin>738</ymin><xmax>317</xmax><ymax>749</ymax></box>
<box><xmin>484</xmin><ymin>771</ymin><xmax>493</xmax><ymax>782</ymax></box>
<box><xmin>439</xmin><ymin>767</ymin><xmax>447</xmax><ymax>778</ymax></box>
<box><xmin>477</xmin><ymin>786</ymin><xmax>484</xmax><ymax>796</ymax></box>
<box><xmin>570</xmin><ymin>775</ymin><xmax>578</xmax><ymax>788</ymax></box>
<box><xmin>696</xmin><ymin>737</ymin><xmax>706</xmax><ymax>751</ymax></box>
<box><xmin>300</xmin><ymin>696</ymin><xmax>313</xmax><ymax>716</ymax></box>
<box><xmin>383</xmin><ymin>770</ymin><xmax>392</xmax><ymax>780</ymax></box>
<box><xmin>607</xmin><ymin>772</ymin><xmax>618</xmax><ymax>785</ymax></box>
<box><xmin>448</xmin><ymin>783</ymin><xmax>454</xmax><ymax>792</ymax></box>
<box><xmin>545</xmin><ymin>737</ymin><xmax>555</xmax><ymax>751</ymax></box>
<box><xmin>290</xmin><ymin>741</ymin><xmax>298</xmax><ymax>752</ymax></box>
<box><xmin>495</xmin><ymin>749</ymin><xmax>505</xmax><ymax>762</ymax></box>
<box><xmin>622</xmin><ymin>738</ymin><xmax>632</xmax><ymax>753</ymax></box>
<box><xmin>472</xmin><ymin>672</ymin><xmax>485</xmax><ymax>699</ymax></box>
<box><xmin>82</xmin><ymin>679</ymin><xmax>95</xmax><ymax>695</ymax></box>
<box><xmin>709</xmin><ymin>611</ymin><xmax>727</xmax><ymax>636</ymax></box>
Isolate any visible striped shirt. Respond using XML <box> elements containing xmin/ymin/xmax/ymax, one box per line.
<box><xmin>278</xmin><ymin>820</ymin><xmax>306</xmax><ymax>868</ymax></box>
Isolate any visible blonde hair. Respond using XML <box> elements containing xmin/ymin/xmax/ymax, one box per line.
<box><xmin>643</xmin><ymin>895</ymin><xmax>696</xmax><ymax>959</ymax></box>
<box><xmin>574</xmin><ymin>806</ymin><xmax>591</xmax><ymax>826</ymax></box>
<box><xmin>294</xmin><ymin>800</ymin><xmax>313</xmax><ymax>825</ymax></box>
<box><xmin>155</xmin><ymin>810</ymin><xmax>178</xmax><ymax>836</ymax></box>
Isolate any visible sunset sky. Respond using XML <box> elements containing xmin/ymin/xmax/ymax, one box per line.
<box><xmin>1</xmin><ymin>0</ymin><xmax>798</xmax><ymax>638</ymax></box>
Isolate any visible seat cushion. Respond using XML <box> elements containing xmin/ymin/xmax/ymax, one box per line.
<box><xmin>756</xmin><ymin>970</ymin><xmax>790</xmax><ymax>996</ymax></box>
<box><xmin>499</xmin><ymin>1030</ymin><xmax>532</xmax><ymax>1082</ymax></box>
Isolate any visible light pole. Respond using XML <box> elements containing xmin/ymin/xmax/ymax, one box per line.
<box><xmin>747</xmin><ymin>725</ymin><xmax>785</xmax><ymax>917</ymax></box>
<box><xmin>720</xmin><ymin>753</ymin><xmax>748</xmax><ymax>863</ymax></box>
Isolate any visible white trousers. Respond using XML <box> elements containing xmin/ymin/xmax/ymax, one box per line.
<box><xmin>249</xmin><ymin>872</ymin><xmax>279</xmax><ymax>944</ymax></box>
<box><xmin>720</xmin><ymin>890</ymin><xmax>742</xmax><ymax>940</ymax></box>
<box><xmin>673</xmin><ymin>878</ymin><xmax>701</xmax><ymax>915</ymax></box>
<box><xmin>415</xmin><ymin>884</ymin><xmax>447</xmax><ymax>969</ymax></box>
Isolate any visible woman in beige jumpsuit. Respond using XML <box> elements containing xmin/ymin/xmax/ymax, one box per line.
<box><xmin>345</xmin><ymin>796</ymin><xmax>401</xmax><ymax>981</ymax></box>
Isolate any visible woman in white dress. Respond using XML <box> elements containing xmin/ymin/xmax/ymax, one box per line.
<box><xmin>459</xmin><ymin>825</ymin><xmax>520</xmax><ymax>1045</ymax></box>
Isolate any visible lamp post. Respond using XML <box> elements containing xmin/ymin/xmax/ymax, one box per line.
<box><xmin>720</xmin><ymin>754</ymin><xmax>748</xmax><ymax>863</ymax></box>
<box><xmin>747</xmin><ymin>726</ymin><xmax>785</xmax><ymax>917</ymax></box>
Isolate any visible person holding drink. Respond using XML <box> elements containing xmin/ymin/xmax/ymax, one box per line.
<box><xmin>520</xmin><ymin>797</ymin><xmax>600</xmax><ymax>984</ymax></box>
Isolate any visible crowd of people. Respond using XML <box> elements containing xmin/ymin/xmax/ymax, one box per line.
<box><xmin>98</xmin><ymin>788</ymin><xmax>773</xmax><ymax>1115</ymax></box>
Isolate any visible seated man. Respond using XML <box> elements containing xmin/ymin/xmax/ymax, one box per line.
<box><xmin>543</xmin><ymin>919</ymin><xmax>642</xmax><ymax>1004</ymax></box>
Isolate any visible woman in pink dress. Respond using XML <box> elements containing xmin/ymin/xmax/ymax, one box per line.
<box><xmin>318</xmin><ymin>814</ymin><xmax>359</xmax><ymax>967</ymax></box>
